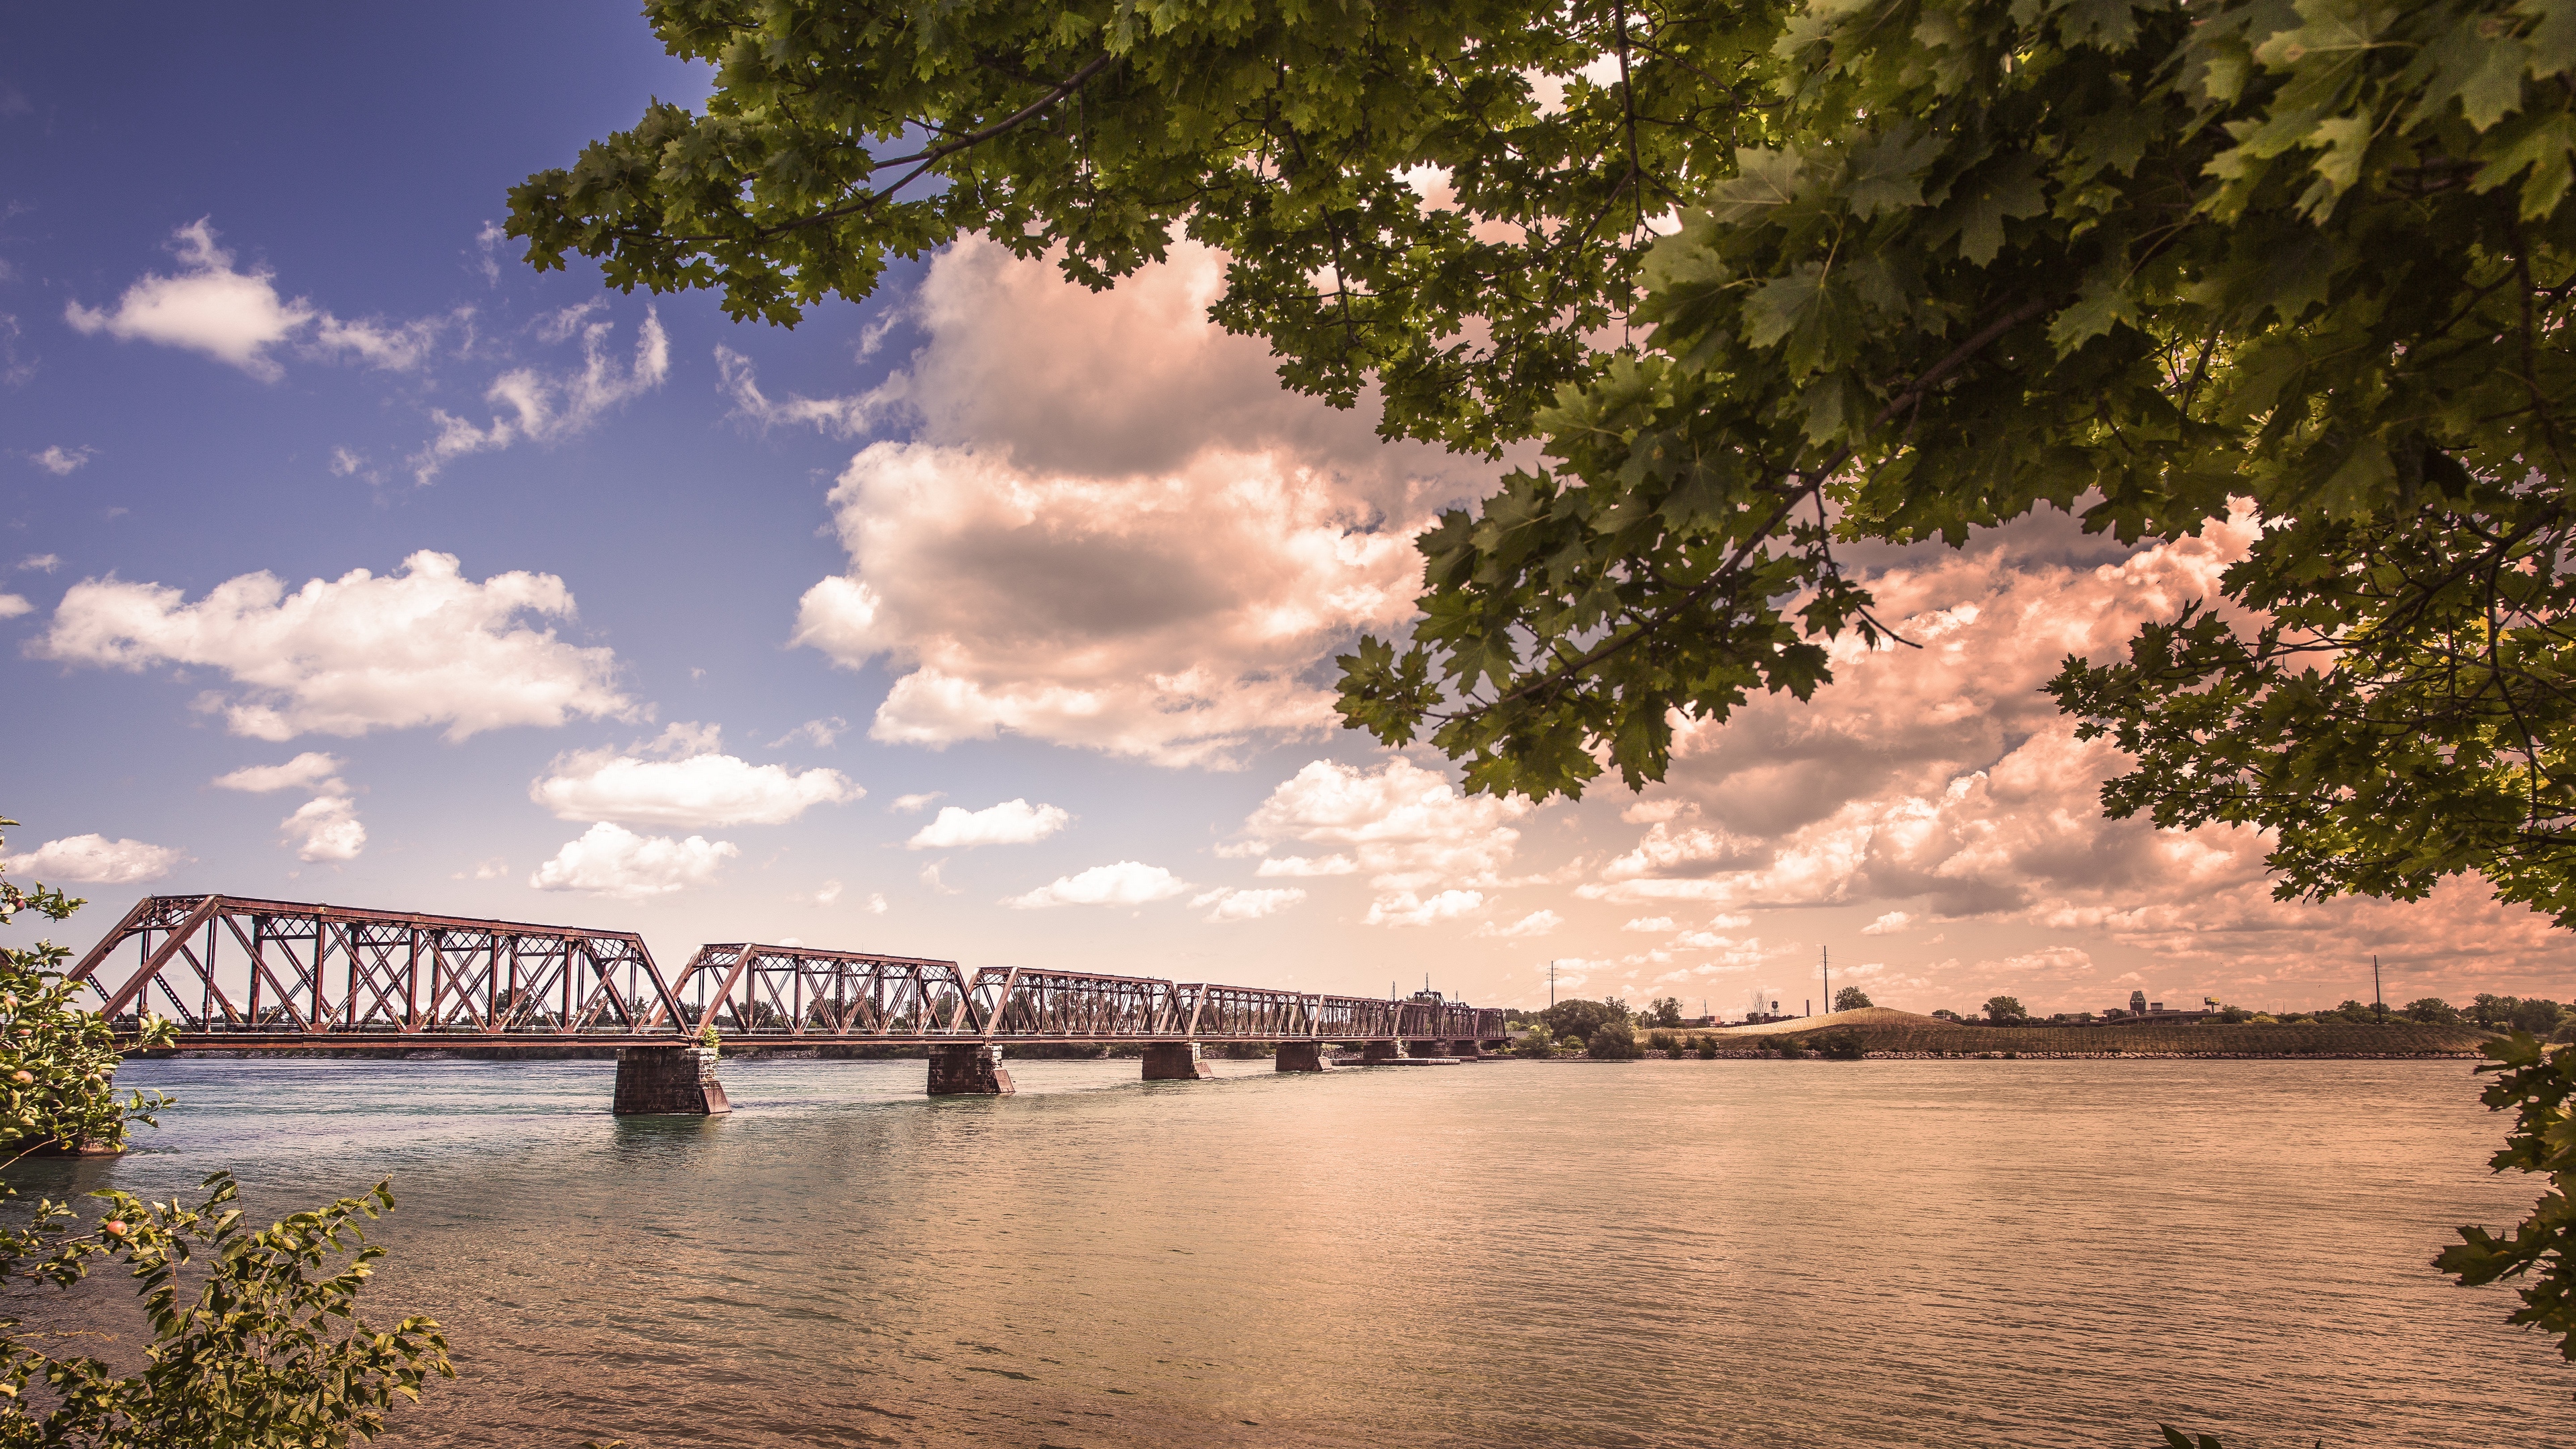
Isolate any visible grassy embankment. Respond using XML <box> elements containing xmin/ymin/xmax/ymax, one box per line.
<box><xmin>1698</xmin><ymin>1007</ymin><xmax>2488</xmax><ymax>1057</ymax></box>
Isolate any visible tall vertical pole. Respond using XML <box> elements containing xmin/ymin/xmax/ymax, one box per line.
<box><xmin>2374</xmin><ymin>954</ymin><xmax>2384</xmax><ymax>1022</ymax></box>
<box><xmin>1823</xmin><ymin>945</ymin><xmax>1831</xmax><ymax>1014</ymax></box>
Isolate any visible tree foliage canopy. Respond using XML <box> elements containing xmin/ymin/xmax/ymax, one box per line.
<box><xmin>516</xmin><ymin>0</ymin><xmax>2576</xmax><ymax>922</ymax></box>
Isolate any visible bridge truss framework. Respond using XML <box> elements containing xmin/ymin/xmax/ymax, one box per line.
<box><xmin>67</xmin><ymin>895</ymin><xmax>1508</xmax><ymax>1051</ymax></box>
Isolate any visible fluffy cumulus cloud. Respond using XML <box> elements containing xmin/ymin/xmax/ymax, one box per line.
<box><xmin>905</xmin><ymin>798</ymin><xmax>1070</xmax><ymax>850</ymax></box>
<box><xmin>411</xmin><ymin>303</ymin><xmax>668</xmax><ymax>482</ymax></box>
<box><xmin>1004</xmin><ymin>861</ymin><xmax>1189</xmax><ymax>909</ymax></box>
<box><xmin>1575</xmin><ymin>506</ymin><xmax>2576</xmax><ymax>997</ymax></box>
<box><xmin>786</xmin><ymin>237</ymin><xmax>1496</xmax><ymax>768</ymax></box>
<box><xmin>277</xmin><ymin>796</ymin><xmax>366</xmax><ymax>863</ymax></box>
<box><xmin>30</xmin><ymin>446</ymin><xmax>91</xmax><ymax>476</ymax></box>
<box><xmin>1236</xmin><ymin>758</ymin><xmax>1534</xmax><ymax>923</ymax></box>
<box><xmin>212</xmin><ymin>752</ymin><xmax>346</xmax><ymax>795</ymax></box>
<box><xmin>213</xmin><ymin>751</ymin><xmax>365</xmax><ymax>861</ymax></box>
<box><xmin>2</xmin><ymin>833</ymin><xmax>186</xmax><ymax>884</ymax></box>
<box><xmin>35</xmin><ymin>550</ymin><xmax>633</xmax><ymax>740</ymax></box>
<box><xmin>64</xmin><ymin>220</ymin><xmax>441</xmax><ymax>381</ymax></box>
<box><xmin>0</xmin><ymin>595</ymin><xmax>28</xmax><ymax>621</ymax></box>
<box><xmin>531</xmin><ymin>724</ymin><xmax>861</xmax><ymax>827</ymax></box>
<box><xmin>529</xmin><ymin>822</ymin><xmax>739</xmax><ymax>899</ymax></box>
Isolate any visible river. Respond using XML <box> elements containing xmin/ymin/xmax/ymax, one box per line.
<box><xmin>9</xmin><ymin>1054</ymin><xmax>2569</xmax><ymax>1447</ymax></box>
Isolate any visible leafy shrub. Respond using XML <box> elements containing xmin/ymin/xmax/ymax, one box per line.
<box><xmin>1832</xmin><ymin>987</ymin><xmax>1873</xmax><ymax>1012</ymax></box>
<box><xmin>1809</xmin><ymin>1030</ymin><xmax>1865</xmax><ymax>1060</ymax></box>
<box><xmin>1587</xmin><ymin>1020</ymin><xmax>1641</xmax><ymax>1060</ymax></box>
<box><xmin>1774</xmin><ymin>1039</ymin><xmax>1807</xmax><ymax>1060</ymax></box>
<box><xmin>1646</xmin><ymin>1030</ymin><xmax>1678</xmax><ymax>1054</ymax></box>
<box><xmin>1695</xmin><ymin>1037</ymin><xmax>1718</xmax><ymax>1059</ymax></box>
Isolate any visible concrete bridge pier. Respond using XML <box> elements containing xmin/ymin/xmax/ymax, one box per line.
<box><xmin>1275</xmin><ymin>1041</ymin><xmax>1333</xmax><ymax>1073</ymax></box>
<box><xmin>1142</xmin><ymin>1042</ymin><xmax>1214</xmax><ymax>1081</ymax></box>
<box><xmin>928</xmin><ymin>1044</ymin><xmax>1014</xmax><ymax>1095</ymax></box>
<box><xmin>1404</xmin><ymin>1039</ymin><xmax>1444</xmax><ymax>1059</ymax></box>
<box><xmin>1450</xmin><ymin>1038</ymin><xmax>1484</xmax><ymax>1060</ymax></box>
<box><xmin>613</xmin><ymin>1046</ymin><xmax>731</xmax><ymax>1116</ymax></box>
<box><xmin>1361</xmin><ymin>1041</ymin><xmax>1401</xmax><ymax>1064</ymax></box>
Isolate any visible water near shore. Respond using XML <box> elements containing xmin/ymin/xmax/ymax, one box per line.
<box><xmin>11</xmin><ymin>1055</ymin><xmax>2571</xmax><ymax>1447</ymax></box>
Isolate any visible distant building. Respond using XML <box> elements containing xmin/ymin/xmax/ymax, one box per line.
<box><xmin>2130</xmin><ymin>989</ymin><xmax>2148</xmax><ymax>1015</ymax></box>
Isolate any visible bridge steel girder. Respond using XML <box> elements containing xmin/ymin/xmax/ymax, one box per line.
<box><xmin>70</xmin><ymin>896</ymin><xmax>1509</xmax><ymax>1051</ymax></box>
<box><xmin>665</xmin><ymin>943</ymin><xmax>982</xmax><ymax>1041</ymax></box>
<box><xmin>65</xmin><ymin>895</ymin><xmax>686</xmax><ymax>1041</ymax></box>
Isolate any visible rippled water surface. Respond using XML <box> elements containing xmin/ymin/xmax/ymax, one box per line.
<box><xmin>13</xmin><ymin>1054</ymin><xmax>2572</xmax><ymax>1447</ymax></box>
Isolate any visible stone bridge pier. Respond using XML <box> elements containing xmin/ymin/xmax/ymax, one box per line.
<box><xmin>1142</xmin><ymin>1042</ymin><xmax>1214</xmax><ymax>1080</ymax></box>
<box><xmin>613</xmin><ymin>1046</ymin><xmax>730</xmax><ymax>1116</ymax></box>
<box><xmin>929</xmin><ymin>1044</ymin><xmax>1014</xmax><ymax>1095</ymax></box>
<box><xmin>1274</xmin><ymin>1041</ymin><xmax>1332</xmax><ymax>1072</ymax></box>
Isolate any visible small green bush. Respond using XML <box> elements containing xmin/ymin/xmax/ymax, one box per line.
<box><xmin>1696</xmin><ymin>1038</ymin><xmax>1718</xmax><ymax>1059</ymax></box>
<box><xmin>1587</xmin><ymin>1019</ymin><xmax>1642</xmax><ymax>1060</ymax></box>
<box><xmin>1646</xmin><ymin>1030</ymin><xmax>1678</xmax><ymax>1054</ymax></box>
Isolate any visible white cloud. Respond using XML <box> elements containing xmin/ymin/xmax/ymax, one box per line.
<box><xmin>329</xmin><ymin>447</ymin><xmax>368</xmax><ymax>478</ymax></box>
<box><xmin>1193</xmin><ymin>886</ymin><xmax>1308</xmax><ymax>922</ymax></box>
<box><xmin>212</xmin><ymin>752</ymin><xmax>347</xmax><ymax>794</ymax></box>
<box><xmin>906</xmin><ymin>798</ymin><xmax>1070</xmax><ymax>850</ymax></box>
<box><xmin>532</xmin><ymin>727</ymin><xmax>861</xmax><ymax>827</ymax></box>
<box><xmin>1479</xmin><ymin>909</ymin><xmax>1562</xmax><ymax>938</ymax></box>
<box><xmin>63</xmin><ymin>220</ymin><xmax>440</xmax><ymax>381</ymax></box>
<box><xmin>16</xmin><ymin>555</ymin><xmax>60</xmax><ymax>574</ymax></box>
<box><xmin>864</xmin><ymin>892</ymin><xmax>889</xmax><ymax>914</ymax></box>
<box><xmin>1253</xmin><ymin>853</ymin><xmax>1358</xmax><ymax>877</ymax></box>
<box><xmin>64</xmin><ymin>221</ymin><xmax>313</xmax><ymax>379</ymax></box>
<box><xmin>1004</xmin><ymin>861</ymin><xmax>1189</xmax><ymax>909</ymax></box>
<box><xmin>716</xmin><ymin>344</ymin><xmax>895</xmax><ymax>437</ymax></box>
<box><xmin>892</xmin><ymin>792</ymin><xmax>943</xmax><ymax>814</ymax></box>
<box><xmin>411</xmin><ymin>308</ymin><xmax>667</xmax><ymax>482</ymax></box>
<box><xmin>457</xmin><ymin>857</ymin><xmax>508</xmax><ymax>881</ymax></box>
<box><xmin>30</xmin><ymin>446</ymin><xmax>91</xmax><ymax>475</ymax></box>
<box><xmin>1621</xmin><ymin>916</ymin><xmax>1677</xmax><ymax>932</ymax></box>
<box><xmin>1</xmin><ymin>833</ymin><xmax>186</xmax><ymax>885</ymax></box>
<box><xmin>0</xmin><ymin>595</ymin><xmax>28</xmax><ymax>621</ymax></box>
<box><xmin>1364</xmin><ymin>888</ymin><xmax>1486</xmax><ymax>927</ymax></box>
<box><xmin>278</xmin><ymin>796</ymin><xmax>365</xmax><ymax>863</ymax></box>
<box><xmin>788</xmin><ymin>237</ymin><xmax>1493</xmax><ymax>769</ymax></box>
<box><xmin>1239</xmin><ymin>759</ymin><xmax>1533</xmax><ymax>922</ymax></box>
<box><xmin>529</xmin><ymin>822</ymin><xmax>739</xmax><ymax>899</ymax></box>
<box><xmin>36</xmin><ymin>550</ymin><xmax>633</xmax><ymax>741</ymax></box>
<box><xmin>1863</xmin><ymin>911</ymin><xmax>1913</xmax><ymax>936</ymax></box>
<box><xmin>769</xmin><ymin>716</ymin><xmax>848</xmax><ymax>749</ymax></box>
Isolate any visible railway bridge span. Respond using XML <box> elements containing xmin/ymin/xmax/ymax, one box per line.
<box><xmin>68</xmin><ymin>895</ymin><xmax>1511</xmax><ymax>1114</ymax></box>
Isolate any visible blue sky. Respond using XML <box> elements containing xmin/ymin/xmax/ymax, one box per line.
<box><xmin>2</xmin><ymin>4</ymin><xmax>2565</xmax><ymax>1016</ymax></box>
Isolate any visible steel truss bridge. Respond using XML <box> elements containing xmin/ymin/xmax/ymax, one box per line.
<box><xmin>69</xmin><ymin>896</ymin><xmax>1509</xmax><ymax>1110</ymax></box>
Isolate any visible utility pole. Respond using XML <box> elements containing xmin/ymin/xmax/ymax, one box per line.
<box><xmin>2374</xmin><ymin>955</ymin><xmax>2385</xmax><ymax>1022</ymax></box>
<box><xmin>1549</xmin><ymin>959</ymin><xmax>1558</xmax><ymax>1008</ymax></box>
<box><xmin>1823</xmin><ymin>945</ymin><xmax>1831</xmax><ymax>1014</ymax></box>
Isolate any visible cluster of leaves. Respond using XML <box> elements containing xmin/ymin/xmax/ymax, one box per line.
<box><xmin>508</xmin><ymin>0</ymin><xmax>1786</xmax><ymax>455</ymax></box>
<box><xmin>2436</xmin><ymin>1030</ymin><xmax>2576</xmax><ymax>1360</ymax></box>
<box><xmin>1984</xmin><ymin>995</ymin><xmax>2028</xmax><ymax>1023</ymax></box>
<box><xmin>0</xmin><ymin>816</ymin><xmax>449</xmax><ymax>1445</ymax></box>
<box><xmin>1</xmin><ymin>1175</ymin><xmax>451</xmax><ymax>1448</ymax></box>
<box><xmin>1832</xmin><ymin>985</ymin><xmax>1874</xmax><ymax>1011</ymax></box>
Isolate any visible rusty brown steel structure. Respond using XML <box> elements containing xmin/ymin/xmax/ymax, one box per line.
<box><xmin>69</xmin><ymin>895</ymin><xmax>1509</xmax><ymax>1049</ymax></box>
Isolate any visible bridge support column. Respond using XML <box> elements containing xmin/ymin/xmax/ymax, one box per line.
<box><xmin>1451</xmin><ymin>1039</ymin><xmax>1484</xmax><ymax>1060</ymax></box>
<box><xmin>1405</xmin><ymin>1039</ymin><xmax>1444</xmax><ymax>1059</ymax></box>
<box><xmin>1275</xmin><ymin>1041</ymin><xmax>1332</xmax><ymax>1073</ymax></box>
<box><xmin>928</xmin><ymin>1044</ymin><xmax>1014</xmax><ymax>1095</ymax></box>
<box><xmin>613</xmin><ymin>1046</ymin><xmax>731</xmax><ymax>1116</ymax></box>
<box><xmin>1361</xmin><ymin>1041</ymin><xmax>1400</xmax><ymax>1065</ymax></box>
<box><xmin>1142</xmin><ymin>1042</ymin><xmax>1213</xmax><ymax>1081</ymax></box>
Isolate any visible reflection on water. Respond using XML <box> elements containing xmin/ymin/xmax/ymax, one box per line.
<box><xmin>12</xmin><ymin>1055</ymin><xmax>2571</xmax><ymax>1447</ymax></box>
